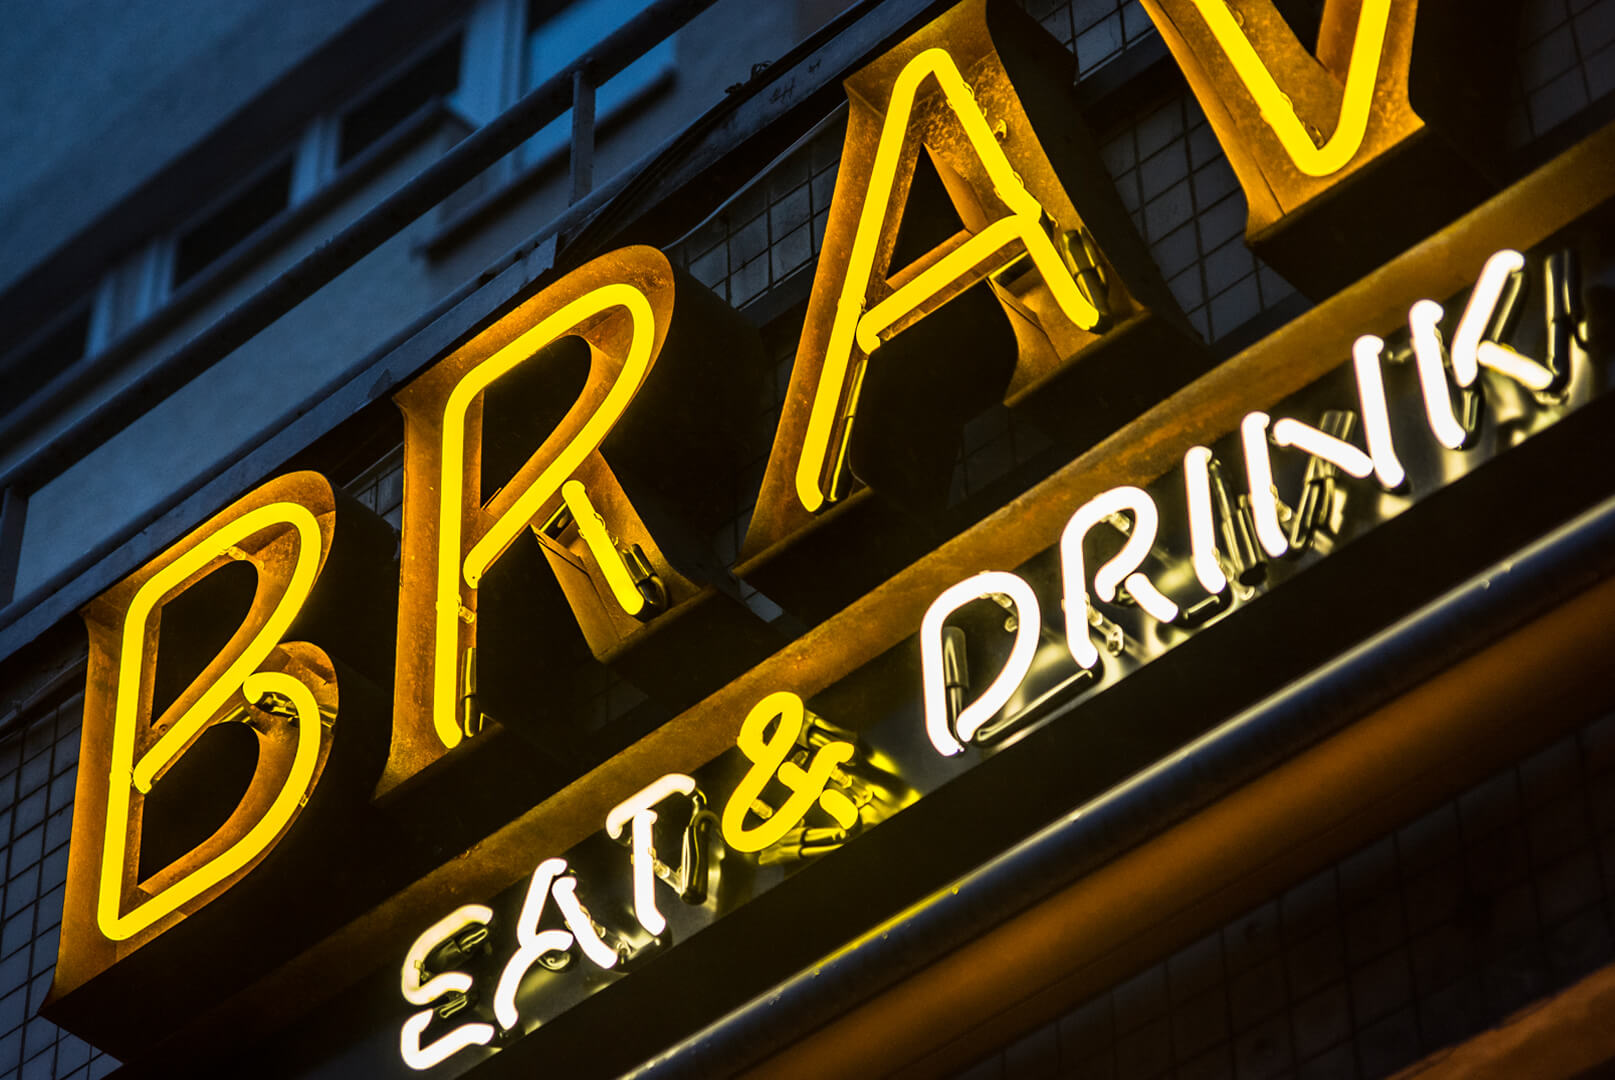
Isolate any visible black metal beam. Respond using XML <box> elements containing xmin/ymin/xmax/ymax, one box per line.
<box><xmin>0</xmin><ymin>488</ymin><xmax>25</xmax><ymax>608</ymax></box>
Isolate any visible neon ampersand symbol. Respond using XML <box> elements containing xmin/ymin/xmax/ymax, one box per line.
<box><xmin>721</xmin><ymin>692</ymin><xmax>859</xmax><ymax>854</ymax></box>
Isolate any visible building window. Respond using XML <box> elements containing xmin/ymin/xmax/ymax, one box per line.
<box><xmin>171</xmin><ymin>159</ymin><xmax>294</xmax><ymax>289</ymax></box>
<box><xmin>338</xmin><ymin>34</ymin><xmax>464</xmax><ymax>166</ymax></box>
<box><xmin>0</xmin><ymin>307</ymin><xmax>91</xmax><ymax>416</ymax></box>
<box><xmin>521</xmin><ymin>0</ymin><xmax>676</xmax><ymax>166</ymax></box>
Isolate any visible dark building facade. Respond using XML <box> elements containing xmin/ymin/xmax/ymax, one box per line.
<box><xmin>0</xmin><ymin>1</ymin><xmax>1613</xmax><ymax>1078</ymax></box>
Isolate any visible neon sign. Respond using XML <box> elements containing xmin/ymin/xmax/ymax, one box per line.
<box><xmin>389</xmin><ymin>246</ymin><xmax>767</xmax><ymax>793</ymax></box>
<box><xmin>1135</xmin><ymin>0</ymin><xmax>1528</xmax><ymax>297</ymax></box>
<box><xmin>739</xmin><ymin>0</ymin><xmax>1200</xmax><ymax>608</ymax></box>
<box><xmin>1138</xmin><ymin>0</ymin><xmax>1419</xmax><ymax>229</ymax></box>
<box><xmin>721</xmin><ymin>692</ymin><xmax>861</xmax><ymax>851</ymax></box>
<box><xmin>46</xmin><ymin>0</ymin><xmax>1595</xmax><ymax>1060</ymax></box>
<box><xmin>398</xmin><ymin>775</ymin><xmax>718</xmax><ymax>1069</ymax></box>
<box><xmin>391</xmin><ymin>242</ymin><xmax>1595</xmax><ymax>1069</ymax></box>
<box><xmin>54</xmin><ymin>468</ymin><xmax>411</xmax><ymax>1015</ymax></box>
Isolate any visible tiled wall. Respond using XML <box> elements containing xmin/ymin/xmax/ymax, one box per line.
<box><xmin>1022</xmin><ymin>0</ymin><xmax>1158</xmax><ymax>75</ymax></box>
<box><xmin>0</xmin><ymin>692</ymin><xmax>115</xmax><ymax>1080</ymax></box>
<box><xmin>951</xmin><ymin>711</ymin><xmax>1615</xmax><ymax>1080</ymax></box>
<box><xmin>1098</xmin><ymin>88</ymin><xmax>1300</xmax><ymax>344</ymax></box>
<box><xmin>671</xmin><ymin>116</ymin><xmax>844</xmax><ymax>309</ymax></box>
<box><xmin>667</xmin><ymin>0</ymin><xmax>1300</xmax><ymax>350</ymax></box>
<box><xmin>1509</xmin><ymin>0</ymin><xmax>1615</xmax><ymax>146</ymax></box>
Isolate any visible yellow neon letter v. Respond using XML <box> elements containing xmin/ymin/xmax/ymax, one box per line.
<box><xmin>1189</xmin><ymin>0</ymin><xmax>1394</xmax><ymax>177</ymax></box>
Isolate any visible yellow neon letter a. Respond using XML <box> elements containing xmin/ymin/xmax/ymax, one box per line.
<box><xmin>795</xmin><ymin>46</ymin><xmax>1101</xmax><ymax>514</ymax></box>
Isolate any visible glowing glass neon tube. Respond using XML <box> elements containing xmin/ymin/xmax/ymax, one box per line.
<box><xmin>432</xmin><ymin>283</ymin><xmax>657</xmax><ymax>751</ymax></box>
<box><xmin>1061</xmin><ymin>487</ymin><xmax>1178</xmax><ymax>669</ymax></box>
<box><xmin>1123</xmin><ymin>574</ymin><xmax>1179</xmax><ymax>623</ymax></box>
<box><xmin>1270</xmin><ymin>418</ymin><xmax>1375</xmax><ymax>479</ymax></box>
<box><xmin>605</xmin><ymin>774</ymin><xmax>698</xmax><ymax>938</ymax></box>
<box><xmin>493</xmin><ymin>859</ymin><xmax>574</xmax><ymax>1031</ymax></box>
<box><xmin>552</xmin><ymin>876</ymin><xmax>619</xmax><ymax>970</ymax></box>
<box><xmin>401</xmin><ymin>1011</ymin><xmax>495</xmax><ymax>1072</ymax></box>
<box><xmin>1183</xmin><ymin>447</ymin><xmax>1228</xmax><ymax>596</ymax></box>
<box><xmin>1452</xmin><ymin>249</ymin><xmax>1524</xmax><ymax>388</ymax></box>
<box><xmin>856</xmin><ymin>214</ymin><xmax>1101</xmax><ymax>354</ymax></box>
<box><xmin>605</xmin><ymin>774</ymin><xmax>698</xmax><ymax>837</ymax></box>
<box><xmin>1408</xmin><ymin>300</ymin><xmax>1468</xmax><ymax>451</ymax></box>
<box><xmin>402</xmin><ymin>904</ymin><xmax>495</xmax><ymax>1006</ymax></box>
<box><xmin>1351</xmin><ymin>334</ymin><xmax>1407</xmax><ymax>489</ymax></box>
<box><xmin>1239</xmin><ymin>414</ymin><xmax>1289</xmax><ymax>559</ymax></box>
<box><xmin>560</xmin><ymin>479</ymin><xmax>649</xmax><ymax>617</ymax></box>
<box><xmin>721</xmin><ymin>692</ymin><xmax>857</xmax><ymax>850</ymax></box>
<box><xmin>795</xmin><ymin>47</ymin><xmax>1100</xmax><ymax>513</ymax></box>
<box><xmin>125</xmin><ymin>504</ymin><xmax>322</xmax><ymax>794</ymax></box>
<box><xmin>626</xmin><ymin>809</ymin><xmax>664</xmax><ymax>936</ymax></box>
<box><xmin>1460</xmin><ymin>260</ymin><xmax>1554</xmax><ymax>393</ymax></box>
<box><xmin>1480</xmin><ymin>341</ymin><xmax>1555</xmax><ymax>391</ymax></box>
<box><xmin>102</xmin><ymin>502</ymin><xmax>325</xmax><ymax>942</ymax></box>
<box><xmin>919</xmin><ymin>572</ymin><xmax>1042</xmax><ymax>756</ymax></box>
<box><xmin>400</xmin><ymin>904</ymin><xmax>497</xmax><ymax>1071</ymax></box>
<box><xmin>1185</xmin><ymin>0</ymin><xmax>1394</xmax><ymax>177</ymax></box>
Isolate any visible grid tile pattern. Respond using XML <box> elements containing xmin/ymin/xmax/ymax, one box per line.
<box><xmin>950</xmin><ymin>403</ymin><xmax>1055</xmax><ymax>506</ymax></box>
<box><xmin>1508</xmin><ymin>0</ymin><xmax>1615</xmax><ymax>148</ymax></box>
<box><xmin>952</xmin><ymin>711</ymin><xmax>1615</xmax><ymax>1080</ymax></box>
<box><xmin>672</xmin><ymin>118</ymin><xmax>845</xmax><ymax>309</ymax></box>
<box><xmin>669</xmin><ymin>6</ymin><xmax>1300</xmax><ymax>344</ymax></box>
<box><xmin>1023</xmin><ymin>0</ymin><xmax>1158</xmax><ymax>75</ymax></box>
<box><xmin>1098</xmin><ymin>89</ymin><xmax>1301</xmax><ymax>344</ymax></box>
<box><xmin>0</xmin><ymin>692</ymin><xmax>117</xmax><ymax>1080</ymax></box>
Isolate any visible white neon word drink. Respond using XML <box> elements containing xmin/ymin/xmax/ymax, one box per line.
<box><xmin>916</xmin><ymin>247</ymin><xmax>1569</xmax><ymax>755</ymax></box>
